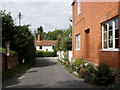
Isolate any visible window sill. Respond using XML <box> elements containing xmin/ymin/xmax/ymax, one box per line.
<box><xmin>99</xmin><ymin>49</ymin><xmax>120</xmax><ymax>51</ymax></box>
<box><xmin>75</xmin><ymin>49</ymin><xmax>80</xmax><ymax>51</ymax></box>
<box><xmin>78</xmin><ymin>12</ymin><xmax>81</xmax><ymax>15</ymax></box>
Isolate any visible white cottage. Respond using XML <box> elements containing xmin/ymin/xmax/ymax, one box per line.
<box><xmin>34</xmin><ymin>35</ymin><xmax>56</xmax><ymax>51</ymax></box>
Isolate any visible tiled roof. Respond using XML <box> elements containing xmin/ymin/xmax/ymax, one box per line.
<box><xmin>34</xmin><ymin>40</ymin><xmax>56</xmax><ymax>46</ymax></box>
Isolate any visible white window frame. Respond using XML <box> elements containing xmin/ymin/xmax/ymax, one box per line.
<box><xmin>77</xmin><ymin>0</ymin><xmax>81</xmax><ymax>15</ymax></box>
<box><xmin>101</xmin><ymin>17</ymin><xmax>119</xmax><ymax>51</ymax></box>
<box><xmin>76</xmin><ymin>34</ymin><xmax>80</xmax><ymax>50</ymax></box>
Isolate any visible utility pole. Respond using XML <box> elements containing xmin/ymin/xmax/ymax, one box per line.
<box><xmin>18</xmin><ymin>12</ymin><xmax>21</xmax><ymax>26</ymax></box>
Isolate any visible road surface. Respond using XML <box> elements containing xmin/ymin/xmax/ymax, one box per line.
<box><xmin>3</xmin><ymin>57</ymin><xmax>93</xmax><ymax>88</ymax></box>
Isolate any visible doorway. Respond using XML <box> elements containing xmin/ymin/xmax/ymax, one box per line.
<box><xmin>85</xmin><ymin>29</ymin><xmax>90</xmax><ymax>60</ymax></box>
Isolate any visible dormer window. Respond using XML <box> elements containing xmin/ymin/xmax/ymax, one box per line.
<box><xmin>77</xmin><ymin>0</ymin><xmax>81</xmax><ymax>14</ymax></box>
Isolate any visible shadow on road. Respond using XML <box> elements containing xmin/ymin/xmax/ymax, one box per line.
<box><xmin>2</xmin><ymin>57</ymin><xmax>95</xmax><ymax>88</ymax></box>
<box><xmin>2</xmin><ymin>71</ymin><xmax>27</xmax><ymax>88</ymax></box>
<box><xmin>33</xmin><ymin>58</ymin><xmax>57</xmax><ymax>67</ymax></box>
<box><xmin>56</xmin><ymin>80</ymin><xmax>92</xmax><ymax>88</ymax></box>
<box><xmin>3</xmin><ymin>58</ymin><xmax>57</xmax><ymax>88</ymax></box>
<box><xmin>3</xmin><ymin>83</ymin><xmax>47</xmax><ymax>88</ymax></box>
<box><xmin>3</xmin><ymin>80</ymin><xmax>92</xmax><ymax>88</ymax></box>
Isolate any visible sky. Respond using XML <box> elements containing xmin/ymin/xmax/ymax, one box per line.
<box><xmin>1</xmin><ymin>0</ymin><xmax>73</xmax><ymax>33</ymax></box>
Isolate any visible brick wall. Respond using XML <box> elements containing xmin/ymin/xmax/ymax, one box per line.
<box><xmin>2</xmin><ymin>54</ymin><xmax>18</xmax><ymax>71</ymax></box>
<box><xmin>72</xmin><ymin>2</ymin><xmax>120</xmax><ymax>70</ymax></box>
<box><xmin>118</xmin><ymin>1</ymin><xmax>120</xmax><ymax>71</ymax></box>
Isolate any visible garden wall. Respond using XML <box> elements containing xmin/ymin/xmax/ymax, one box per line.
<box><xmin>2</xmin><ymin>54</ymin><xmax>18</xmax><ymax>71</ymax></box>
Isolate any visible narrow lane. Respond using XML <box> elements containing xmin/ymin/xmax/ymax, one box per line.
<box><xmin>3</xmin><ymin>57</ymin><xmax>92</xmax><ymax>88</ymax></box>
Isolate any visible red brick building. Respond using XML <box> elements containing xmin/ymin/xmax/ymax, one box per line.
<box><xmin>72</xmin><ymin>0</ymin><xmax>120</xmax><ymax>71</ymax></box>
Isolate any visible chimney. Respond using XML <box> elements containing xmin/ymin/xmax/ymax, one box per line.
<box><xmin>38</xmin><ymin>34</ymin><xmax>41</xmax><ymax>41</ymax></box>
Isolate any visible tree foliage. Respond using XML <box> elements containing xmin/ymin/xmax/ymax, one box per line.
<box><xmin>34</xmin><ymin>26</ymin><xmax>43</xmax><ymax>40</ymax></box>
<box><xmin>54</xmin><ymin>25</ymin><xmax>72</xmax><ymax>52</ymax></box>
<box><xmin>1</xmin><ymin>10</ymin><xmax>15</xmax><ymax>48</ymax></box>
<box><xmin>46</xmin><ymin>30</ymin><xmax>64</xmax><ymax>40</ymax></box>
<box><xmin>1</xmin><ymin>10</ymin><xmax>36</xmax><ymax>65</ymax></box>
<box><xmin>13</xmin><ymin>25</ymin><xmax>36</xmax><ymax>65</ymax></box>
<box><xmin>33</xmin><ymin>20</ymin><xmax>72</xmax><ymax>52</ymax></box>
<box><xmin>34</xmin><ymin>25</ymin><xmax>72</xmax><ymax>41</ymax></box>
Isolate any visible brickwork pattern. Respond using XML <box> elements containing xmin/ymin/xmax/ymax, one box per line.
<box><xmin>72</xmin><ymin>2</ymin><xmax>120</xmax><ymax>70</ymax></box>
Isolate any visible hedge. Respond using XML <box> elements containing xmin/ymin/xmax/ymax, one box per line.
<box><xmin>36</xmin><ymin>50</ymin><xmax>57</xmax><ymax>57</ymax></box>
<box><xmin>0</xmin><ymin>48</ymin><xmax>17</xmax><ymax>56</ymax></box>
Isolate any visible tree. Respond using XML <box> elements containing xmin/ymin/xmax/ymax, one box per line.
<box><xmin>35</xmin><ymin>26</ymin><xmax>43</xmax><ymax>40</ymax></box>
<box><xmin>46</xmin><ymin>30</ymin><xmax>64</xmax><ymax>40</ymax></box>
<box><xmin>1</xmin><ymin>10</ymin><xmax>36</xmax><ymax>65</ymax></box>
<box><xmin>13</xmin><ymin>25</ymin><xmax>36</xmax><ymax>65</ymax></box>
<box><xmin>42</xmin><ymin>32</ymin><xmax>48</xmax><ymax>40</ymax></box>
<box><xmin>1</xmin><ymin>10</ymin><xmax>15</xmax><ymax>48</ymax></box>
<box><xmin>37</xmin><ymin>26</ymin><xmax>43</xmax><ymax>35</ymax></box>
<box><xmin>54</xmin><ymin>25</ymin><xmax>72</xmax><ymax>62</ymax></box>
<box><xmin>54</xmin><ymin>25</ymin><xmax>72</xmax><ymax>52</ymax></box>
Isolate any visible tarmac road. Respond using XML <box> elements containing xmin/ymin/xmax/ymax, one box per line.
<box><xmin>3</xmin><ymin>57</ymin><xmax>93</xmax><ymax>88</ymax></box>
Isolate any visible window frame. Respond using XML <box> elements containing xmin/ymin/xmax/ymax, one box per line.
<box><xmin>77</xmin><ymin>0</ymin><xmax>81</xmax><ymax>15</ymax></box>
<box><xmin>76</xmin><ymin>34</ymin><xmax>80</xmax><ymax>50</ymax></box>
<box><xmin>102</xmin><ymin>17</ymin><xmax>119</xmax><ymax>51</ymax></box>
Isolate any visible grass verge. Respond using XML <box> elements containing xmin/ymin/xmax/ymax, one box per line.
<box><xmin>57</xmin><ymin>59</ymin><xmax>79</xmax><ymax>78</ymax></box>
<box><xmin>2</xmin><ymin>64</ymin><xmax>31</xmax><ymax>83</ymax></box>
<box><xmin>64</xmin><ymin>65</ymin><xmax>79</xmax><ymax>78</ymax></box>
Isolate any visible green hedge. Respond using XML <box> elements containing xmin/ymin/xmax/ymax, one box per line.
<box><xmin>36</xmin><ymin>50</ymin><xmax>57</xmax><ymax>57</ymax></box>
<box><xmin>0</xmin><ymin>48</ymin><xmax>17</xmax><ymax>56</ymax></box>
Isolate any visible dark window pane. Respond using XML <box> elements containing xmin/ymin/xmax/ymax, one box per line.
<box><xmin>104</xmin><ymin>32</ymin><xmax>107</xmax><ymax>41</ymax></box>
<box><xmin>115</xmin><ymin>29</ymin><xmax>119</xmax><ymax>38</ymax></box>
<box><xmin>52</xmin><ymin>46</ymin><xmax>54</xmax><ymax>49</ymax></box>
<box><xmin>109</xmin><ymin>31</ymin><xmax>113</xmax><ymax>40</ymax></box>
<box><xmin>108</xmin><ymin>22</ymin><xmax>112</xmax><ymax>30</ymax></box>
<box><xmin>40</xmin><ymin>46</ymin><xmax>42</xmax><ymax>49</ymax></box>
<box><xmin>115</xmin><ymin>19</ymin><xmax>118</xmax><ymax>29</ymax></box>
<box><xmin>115</xmin><ymin>39</ymin><xmax>119</xmax><ymax>48</ymax></box>
<box><xmin>103</xmin><ymin>24</ymin><xmax>107</xmax><ymax>32</ymax></box>
<box><xmin>104</xmin><ymin>40</ymin><xmax>107</xmax><ymax>48</ymax></box>
<box><xmin>109</xmin><ymin>39</ymin><xmax>113</xmax><ymax>48</ymax></box>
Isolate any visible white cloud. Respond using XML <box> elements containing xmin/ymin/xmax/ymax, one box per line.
<box><xmin>2</xmin><ymin>0</ymin><xmax>119</xmax><ymax>3</ymax></box>
<box><xmin>3</xmin><ymin>0</ymin><xmax>73</xmax><ymax>3</ymax></box>
<box><xmin>2</xmin><ymin>2</ymin><xmax>72</xmax><ymax>32</ymax></box>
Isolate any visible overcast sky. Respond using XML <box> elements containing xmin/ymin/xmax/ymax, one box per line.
<box><xmin>1</xmin><ymin>0</ymin><xmax>73</xmax><ymax>33</ymax></box>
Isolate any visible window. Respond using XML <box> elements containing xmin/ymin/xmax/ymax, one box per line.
<box><xmin>77</xmin><ymin>0</ymin><xmax>81</xmax><ymax>14</ymax></box>
<box><xmin>39</xmin><ymin>46</ymin><xmax>42</xmax><ymax>49</ymax></box>
<box><xmin>52</xmin><ymin>46</ymin><xmax>54</xmax><ymax>49</ymax></box>
<box><xmin>76</xmin><ymin>34</ymin><xmax>80</xmax><ymax>50</ymax></box>
<box><xmin>102</xmin><ymin>17</ymin><xmax>119</xmax><ymax>50</ymax></box>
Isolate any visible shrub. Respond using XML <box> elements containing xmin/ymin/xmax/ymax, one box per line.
<box><xmin>72</xmin><ymin>58</ymin><xmax>86</xmax><ymax>73</ymax></box>
<box><xmin>79</xmin><ymin>68</ymin><xmax>88</xmax><ymax>78</ymax></box>
<box><xmin>0</xmin><ymin>48</ymin><xmax>17</xmax><ymax>56</ymax></box>
<box><xmin>84</xmin><ymin>64</ymin><xmax>96</xmax><ymax>84</ymax></box>
<box><xmin>78</xmin><ymin>63</ymin><xmax>95</xmax><ymax>79</ymax></box>
<box><xmin>0</xmin><ymin>48</ymin><xmax>6</xmax><ymax>54</ymax></box>
<box><xmin>84</xmin><ymin>63</ymin><xmax>115</xmax><ymax>85</ymax></box>
<box><xmin>106</xmin><ymin>83</ymin><xmax>120</xmax><ymax>90</ymax></box>
<box><xmin>94</xmin><ymin>63</ymin><xmax>115</xmax><ymax>85</ymax></box>
<box><xmin>36</xmin><ymin>50</ymin><xmax>56</xmax><ymax>57</ymax></box>
<box><xmin>65</xmin><ymin>64</ymin><xmax>73</xmax><ymax>73</ymax></box>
